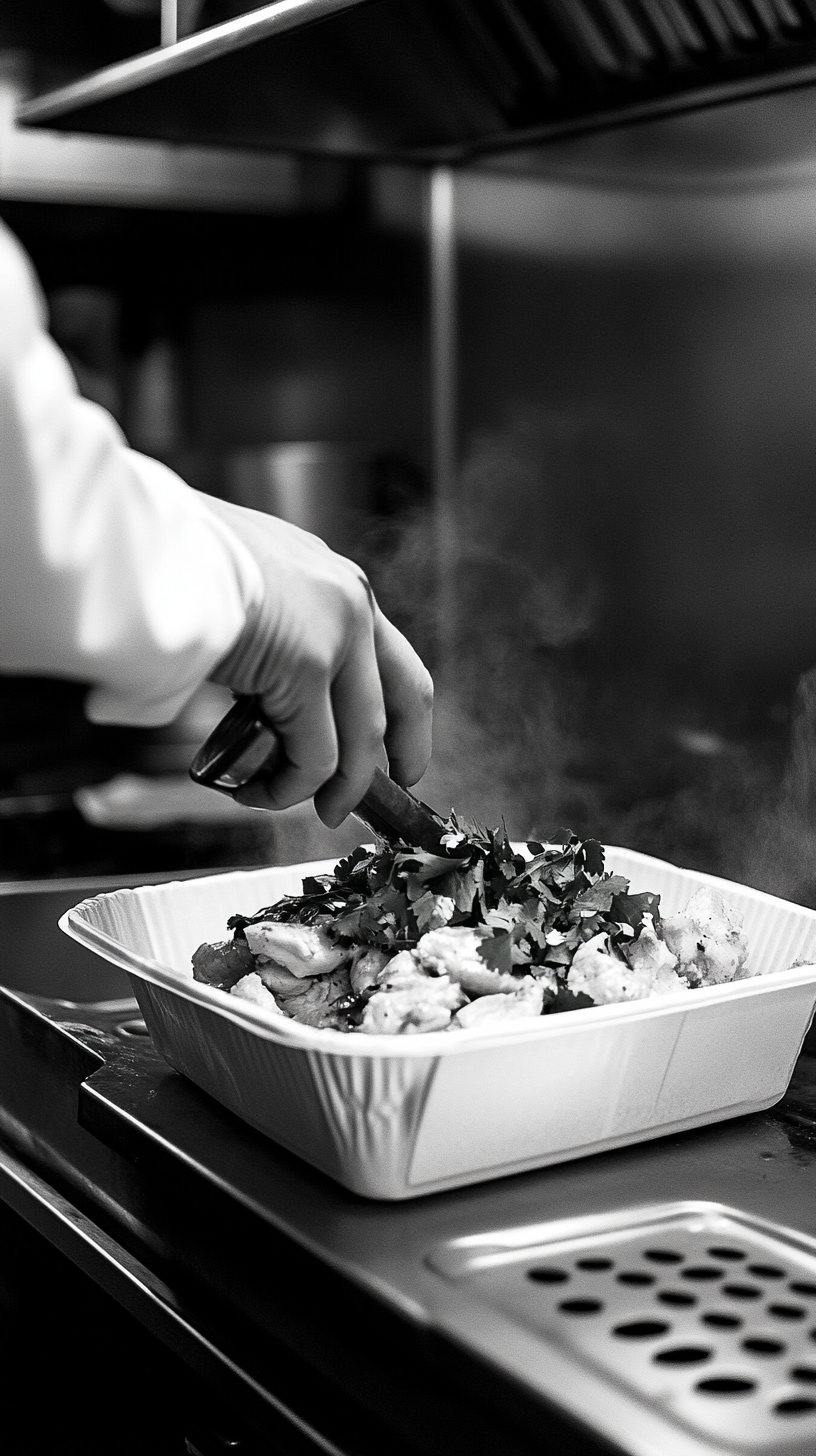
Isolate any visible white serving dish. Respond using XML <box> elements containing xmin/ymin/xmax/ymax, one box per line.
<box><xmin>60</xmin><ymin>847</ymin><xmax>816</xmax><ymax>1201</ymax></box>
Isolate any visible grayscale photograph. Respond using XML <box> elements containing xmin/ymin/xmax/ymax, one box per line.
<box><xmin>1</xmin><ymin>2</ymin><xmax>816</xmax><ymax>1454</ymax></box>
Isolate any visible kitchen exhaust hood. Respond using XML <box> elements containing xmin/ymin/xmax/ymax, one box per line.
<box><xmin>16</xmin><ymin>0</ymin><xmax>816</xmax><ymax>164</ymax></box>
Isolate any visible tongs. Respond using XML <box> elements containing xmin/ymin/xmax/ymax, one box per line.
<box><xmin>189</xmin><ymin>694</ymin><xmax>447</xmax><ymax>851</ymax></box>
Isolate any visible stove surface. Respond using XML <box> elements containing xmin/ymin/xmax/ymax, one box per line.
<box><xmin>1</xmin><ymin>977</ymin><xmax>815</xmax><ymax>1456</ymax></box>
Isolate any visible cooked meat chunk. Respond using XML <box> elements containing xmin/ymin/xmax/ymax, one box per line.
<box><xmin>416</xmin><ymin>926</ymin><xmax>521</xmax><ymax>996</ymax></box>
<box><xmin>568</xmin><ymin>932</ymin><xmax>688</xmax><ymax>1005</ymax></box>
<box><xmin>349</xmin><ymin>945</ymin><xmax>391</xmax><ymax>996</ymax></box>
<box><xmin>360</xmin><ymin>951</ymin><xmax>464</xmax><ymax>1035</ymax></box>
<box><xmin>192</xmin><ymin>936</ymin><xmax>255</xmax><ymax>988</ymax></box>
<box><xmin>243</xmin><ymin>921</ymin><xmax>347</xmax><ymax>978</ymax></box>
<box><xmin>623</xmin><ymin>914</ymin><xmax>679</xmax><ymax>979</ymax></box>
<box><xmin>662</xmin><ymin>887</ymin><xmax>750</xmax><ymax>987</ymax></box>
<box><xmin>275</xmin><ymin>967</ymin><xmax>353</xmax><ymax>1030</ymax></box>
<box><xmin>254</xmin><ymin>958</ymin><xmax>306</xmax><ymax>996</ymax></box>
<box><xmin>371</xmin><ymin>949</ymin><xmax>425</xmax><ymax>985</ymax></box>
<box><xmin>229</xmin><ymin>972</ymin><xmax>282</xmax><ymax>1012</ymax></box>
<box><xmin>455</xmin><ymin>977</ymin><xmax>544</xmax><ymax>1029</ymax></box>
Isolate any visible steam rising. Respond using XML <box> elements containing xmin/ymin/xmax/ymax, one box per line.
<box><xmin>364</xmin><ymin>412</ymin><xmax>816</xmax><ymax>910</ymax></box>
<box><xmin>744</xmin><ymin>669</ymin><xmax>816</xmax><ymax>907</ymax></box>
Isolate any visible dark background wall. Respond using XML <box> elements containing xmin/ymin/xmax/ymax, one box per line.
<box><xmin>399</xmin><ymin>170</ymin><xmax>816</xmax><ymax>905</ymax></box>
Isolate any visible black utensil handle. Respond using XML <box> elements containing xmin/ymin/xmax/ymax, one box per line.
<box><xmin>189</xmin><ymin>694</ymin><xmax>446</xmax><ymax>849</ymax></box>
<box><xmin>189</xmin><ymin>695</ymin><xmax>281</xmax><ymax>793</ymax></box>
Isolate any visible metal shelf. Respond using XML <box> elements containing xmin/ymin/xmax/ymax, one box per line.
<box><xmin>0</xmin><ymin>57</ymin><xmax>304</xmax><ymax>211</ymax></box>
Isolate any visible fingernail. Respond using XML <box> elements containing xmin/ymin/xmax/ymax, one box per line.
<box><xmin>388</xmin><ymin>759</ymin><xmax>418</xmax><ymax>787</ymax></box>
<box><xmin>233</xmin><ymin>787</ymin><xmax>271</xmax><ymax>810</ymax></box>
<box><xmin>319</xmin><ymin>806</ymin><xmax>347</xmax><ymax>830</ymax></box>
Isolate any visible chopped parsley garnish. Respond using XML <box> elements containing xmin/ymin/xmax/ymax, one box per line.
<box><xmin>228</xmin><ymin>819</ymin><xmax>659</xmax><ymax>990</ymax></box>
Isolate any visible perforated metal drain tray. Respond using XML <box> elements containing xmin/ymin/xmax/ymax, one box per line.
<box><xmin>428</xmin><ymin>1203</ymin><xmax>816</xmax><ymax>1456</ymax></box>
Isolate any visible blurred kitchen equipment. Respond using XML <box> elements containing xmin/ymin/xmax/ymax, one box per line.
<box><xmin>189</xmin><ymin>692</ymin><xmax>447</xmax><ymax>849</ymax></box>
<box><xmin>74</xmin><ymin>773</ymin><xmax>263</xmax><ymax>829</ymax></box>
<box><xmin>20</xmin><ymin>0</ymin><xmax>816</xmax><ymax>165</ymax></box>
<box><xmin>223</xmin><ymin>441</ymin><xmax>373</xmax><ymax>556</ymax></box>
<box><xmin>127</xmin><ymin>336</ymin><xmax>183</xmax><ymax>456</ymax></box>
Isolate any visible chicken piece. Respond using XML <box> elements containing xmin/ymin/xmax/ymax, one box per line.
<box><xmin>243</xmin><ymin>921</ymin><xmax>347</xmax><ymax>978</ymax></box>
<box><xmin>455</xmin><ymin>977</ymin><xmax>544</xmax><ymax>1030</ymax></box>
<box><xmin>349</xmin><ymin>945</ymin><xmax>391</xmax><ymax>997</ymax></box>
<box><xmin>192</xmin><ymin>937</ymin><xmax>255</xmax><ymax>989</ymax></box>
<box><xmin>276</xmin><ymin>967</ymin><xmax>353</xmax><ymax>1030</ymax></box>
<box><xmin>623</xmin><ymin>914</ymin><xmax>679</xmax><ymax>979</ymax></box>
<box><xmin>661</xmin><ymin>887</ymin><xmax>750</xmax><ymax>987</ymax></box>
<box><xmin>567</xmin><ymin>932</ymin><xmax>688</xmax><ymax>1005</ymax></box>
<box><xmin>416</xmin><ymin>926</ymin><xmax>521</xmax><ymax>996</ymax></box>
<box><xmin>372</xmin><ymin>949</ymin><xmax>427</xmax><ymax>984</ymax></box>
<box><xmin>360</xmin><ymin>951</ymin><xmax>464</xmax><ymax>1035</ymax></box>
<box><xmin>254</xmin><ymin>958</ymin><xmax>305</xmax><ymax>996</ymax></box>
<box><xmin>229</xmin><ymin>972</ymin><xmax>283</xmax><ymax>1013</ymax></box>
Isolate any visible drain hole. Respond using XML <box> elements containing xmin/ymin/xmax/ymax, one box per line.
<box><xmin>701</xmin><ymin>1313</ymin><xmax>743</xmax><ymax>1329</ymax></box>
<box><xmin>791</xmin><ymin>1366</ymin><xmax>816</xmax><ymax>1384</ymax></box>
<box><xmin>654</xmin><ymin>1346</ymin><xmax>712</xmax><ymax>1366</ymax></box>
<box><xmin>696</xmin><ymin>1377</ymin><xmax>756</xmax><ymax>1396</ymax></box>
<box><xmin>747</xmin><ymin>1264</ymin><xmax>785</xmax><ymax>1280</ymax></box>
<box><xmin>612</xmin><ymin>1320</ymin><xmax>671</xmax><ymax>1339</ymax></box>
<box><xmin>682</xmin><ymin>1266</ymin><xmax>724</xmax><ymax>1282</ymax></box>
<box><xmin>810</xmin><ymin>1329</ymin><xmax>816</xmax><ymax>1343</ymax></box>
<box><xmin>742</xmin><ymin>1337</ymin><xmax>785</xmax><ymax>1356</ymax></box>
<box><xmin>722</xmin><ymin>1284</ymin><xmax>762</xmax><ymax>1301</ymax></box>
<box><xmin>768</xmin><ymin>1304</ymin><xmax>806</xmax><ymax>1321</ymax></box>
<box><xmin>575</xmin><ymin>1257</ymin><xmax>613</xmax><ymax>1271</ymax></box>
<box><xmin>617</xmin><ymin>1272</ymin><xmax>655</xmax><ymax>1286</ymax></box>
<box><xmin>527</xmin><ymin>1267</ymin><xmax>569</xmax><ymax>1284</ymax></box>
<box><xmin>644</xmin><ymin>1249</ymin><xmax>684</xmax><ymax>1264</ymax></box>
<box><xmin>658</xmin><ymin>1291</ymin><xmax>697</xmax><ymax>1307</ymax></box>
<box><xmin>774</xmin><ymin>1397</ymin><xmax>816</xmax><ymax>1416</ymax></box>
<box><xmin>558</xmin><ymin>1298</ymin><xmax>603</xmax><ymax>1315</ymax></box>
<box><xmin>707</xmin><ymin>1247</ymin><xmax>746</xmax><ymax>1261</ymax></box>
<box><xmin>790</xmin><ymin>1282</ymin><xmax>816</xmax><ymax>1298</ymax></box>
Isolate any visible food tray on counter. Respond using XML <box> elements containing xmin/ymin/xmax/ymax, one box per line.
<box><xmin>60</xmin><ymin>848</ymin><xmax>816</xmax><ymax>1200</ymax></box>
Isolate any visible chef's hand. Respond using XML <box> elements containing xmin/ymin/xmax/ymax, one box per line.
<box><xmin>202</xmin><ymin>496</ymin><xmax>433</xmax><ymax>827</ymax></box>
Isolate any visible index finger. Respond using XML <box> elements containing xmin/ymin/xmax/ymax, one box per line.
<box><xmin>372</xmin><ymin>607</ymin><xmax>434</xmax><ymax>786</ymax></box>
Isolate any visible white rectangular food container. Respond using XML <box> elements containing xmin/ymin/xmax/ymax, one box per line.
<box><xmin>60</xmin><ymin>848</ymin><xmax>816</xmax><ymax>1200</ymax></box>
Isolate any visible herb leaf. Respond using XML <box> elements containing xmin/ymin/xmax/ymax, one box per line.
<box><xmin>227</xmin><ymin>817</ymin><xmax>659</xmax><ymax>1005</ymax></box>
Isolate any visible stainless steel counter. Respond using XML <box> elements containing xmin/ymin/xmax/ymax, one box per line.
<box><xmin>1</xmin><ymin>879</ymin><xmax>815</xmax><ymax>1456</ymax></box>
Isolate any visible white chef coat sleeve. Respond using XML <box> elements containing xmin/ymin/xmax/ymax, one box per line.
<box><xmin>0</xmin><ymin>222</ymin><xmax>264</xmax><ymax>727</ymax></box>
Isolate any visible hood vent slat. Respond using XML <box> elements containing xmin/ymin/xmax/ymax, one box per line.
<box><xmin>647</xmin><ymin>0</ymin><xmax>710</xmax><ymax>58</ymax></box>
